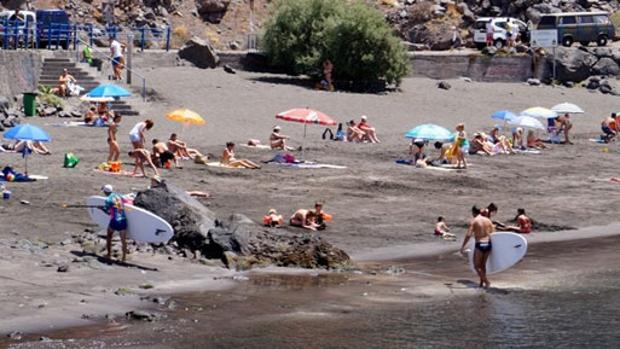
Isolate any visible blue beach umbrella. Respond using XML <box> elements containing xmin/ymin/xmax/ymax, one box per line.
<box><xmin>86</xmin><ymin>84</ymin><xmax>132</xmax><ymax>98</ymax></box>
<box><xmin>405</xmin><ymin>124</ymin><xmax>454</xmax><ymax>141</ymax></box>
<box><xmin>4</xmin><ymin>124</ymin><xmax>51</xmax><ymax>142</ymax></box>
<box><xmin>3</xmin><ymin>124</ymin><xmax>51</xmax><ymax>174</ymax></box>
<box><xmin>491</xmin><ymin>110</ymin><xmax>517</xmax><ymax>122</ymax></box>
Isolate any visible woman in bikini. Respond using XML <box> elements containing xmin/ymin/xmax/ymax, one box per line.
<box><xmin>107</xmin><ymin>114</ymin><xmax>122</xmax><ymax>162</ymax></box>
<box><xmin>221</xmin><ymin>142</ymin><xmax>261</xmax><ymax>169</ymax></box>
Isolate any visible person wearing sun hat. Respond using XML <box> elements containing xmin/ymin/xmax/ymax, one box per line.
<box><xmin>269</xmin><ymin>125</ymin><xmax>294</xmax><ymax>151</ymax></box>
<box><xmin>358</xmin><ymin>115</ymin><xmax>380</xmax><ymax>143</ymax></box>
<box><xmin>101</xmin><ymin>184</ymin><xmax>128</xmax><ymax>262</ymax></box>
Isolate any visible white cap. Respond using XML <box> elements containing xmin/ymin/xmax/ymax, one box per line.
<box><xmin>361</xmin><ymin>115</ymin><xmax>367</xmax><ymax>120</ymax></box>
<box><xmin>101</xmin><ymin>184</ymin><xmax>113</xmax><ymax>193</ymax></box>
<box><xmin>274</xmin><ymin>125</ymin><xmax>281</xmax><ymax>130</ymax></box>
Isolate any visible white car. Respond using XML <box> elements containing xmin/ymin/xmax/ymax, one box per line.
<box><xmin>0</xmin><ymin>10</ymin><xmax>36</xmax><ymax>47</ymax></box>
<box><xmin>473</xmin><ymin>17</ymin><xmax>528</xmax><ymax>49</ymax></box>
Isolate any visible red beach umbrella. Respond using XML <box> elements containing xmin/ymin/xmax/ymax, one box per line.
<box><xmin>275</xmin><ymin>108</ymin><xmax>337</xmax><ymax>160</ymax></box>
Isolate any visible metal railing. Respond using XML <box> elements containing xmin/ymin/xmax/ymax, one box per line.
<box><xmin>75</xmin><ymin>36</ymin><xmax>148</xmax><ymax>102</ymax></box>
<box><xmin>1</xmin><ymin>18</ymin><xmax>171</xmax><ymax>51</ymax></box>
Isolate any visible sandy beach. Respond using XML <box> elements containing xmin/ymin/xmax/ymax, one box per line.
<box><xmin>2</xmin><ymin>67</ymin><xmax>620</xmax><ymax>343</ymax></box>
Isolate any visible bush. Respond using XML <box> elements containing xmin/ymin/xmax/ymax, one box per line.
<box><xmin>262</xmin><ymin>0</ymin><xmax>409</xmax><ymax>87</ymax></box>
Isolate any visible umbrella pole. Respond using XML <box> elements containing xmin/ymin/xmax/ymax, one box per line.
<box><xmin>301</xmin><ymin>123</ymin><xmax>307</xmax><ymax>162</ymax></box>
<box><xmin>24</xmin><ymin>155</ymin><xmax>28</xmax><ymax>175</ymax></box>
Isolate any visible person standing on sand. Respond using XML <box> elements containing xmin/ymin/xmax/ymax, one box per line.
<box><xmin>101</xmin><ymin>184</ymin><xmax>128</xmax><ymax>262</ymax></box>
<box><xmin>461</xmin><ymin>206</ymin><xmax>495</xmax><ymax>288</ymax></box>
<box><xmin>555</xmin><ymin>113</ymin><xmax>573</xmax><ymax>145</ymax></box>
<box><xmin>128</xmin><ymin>148</ymin><xmax>159</xmax><ymax>177</ymax></box>
<box><xmin>452</xmin><ymin>123</ymin><xmax>468</xmax><ymax>169</ymax></box>
<box><xmin>107</xmin><ymin>114</ymin><xmax>121</xmax><ymax>162</ymax></box>
<box><xmin>129</xmin><ymin>119</ymin><xmax>154</xmax><ymax>149</ymax></box>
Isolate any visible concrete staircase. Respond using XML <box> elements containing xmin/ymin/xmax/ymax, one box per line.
<box><xmin>38</xmin><ymin>57</ymin><xmax>140</xmax><ymax>116</ymax></box>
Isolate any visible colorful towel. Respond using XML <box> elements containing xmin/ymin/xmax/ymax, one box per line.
<box><xmin>274</xmin><ymin>162</ymin><xmax>346</xmax><ymax>169</ymax></box>
<box><xmin>93</xmin><ymin>169</ymin><xmax>145</xmax><ymax>177</ymax></box>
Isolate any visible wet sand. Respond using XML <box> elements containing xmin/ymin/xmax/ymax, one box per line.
<box><xmin>1</xmin><ymin>68</ymin><xmax>620</xmax><ymax>340</ymax></box>
<box><xmin>4</xmin><ymin>229</ymin><xmax>620</xmax><ymax>348</ymax></box>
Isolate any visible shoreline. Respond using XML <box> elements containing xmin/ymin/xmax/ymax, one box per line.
<box><xmin>3</xmin><ymin>223</ymin><xmax>620</xmax><ymax>338</ymax></box>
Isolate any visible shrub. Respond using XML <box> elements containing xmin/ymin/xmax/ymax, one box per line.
<box><xmin>262</xmin><ymin>0</ymin><xmax>409</xmax><ymax>87</ymax></box>
<box><xmin>37</xmin><ymin>85</ymin><xmax>63</xmax><ymax>108</ymax></box>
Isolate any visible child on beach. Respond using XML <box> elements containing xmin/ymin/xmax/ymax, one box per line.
<box><xmin>434</xmin><ymin>217</ymin><xmax>456</xmax><ymax>240</ymax></box>
<box><xmin>451</xmin><ymin>123</ymin><xmax>468</xmax><ymax>169</ymax></box>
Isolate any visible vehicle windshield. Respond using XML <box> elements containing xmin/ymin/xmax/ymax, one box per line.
<box><xmin>538</xmin><ymin>16</ymin><xmax>557</xmax><ymax>28</ymax></box>
<box><xmin>595</xmin><ymin>15</ymin><xmax>610</xmax><ymax>24</ymax></box>
<box><xmin>474</xmin><ymin>21</ymin><xmax>488</xmax><ymax>30</ymax></box>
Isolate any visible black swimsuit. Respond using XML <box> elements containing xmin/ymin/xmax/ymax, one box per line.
<box><xmin>475</xmin><ymin>241</ymin><xmax>492</xmax><ymax>252</ymax></box>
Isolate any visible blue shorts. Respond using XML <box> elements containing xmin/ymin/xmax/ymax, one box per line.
<box><xmin>109</xmin><ymin>219</ymin><xmax>127</xmax><ymax>231</ymax></box>
<box><xmin>112</xmin><ymin>57</ymin><xmax>122</xmax><ymax>67</ymax></box>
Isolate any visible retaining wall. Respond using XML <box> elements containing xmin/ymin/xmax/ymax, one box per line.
<box><xmin>0</xmin><ymin>51</ymin><xmax>41</xmax><ymax>98</ymax></box>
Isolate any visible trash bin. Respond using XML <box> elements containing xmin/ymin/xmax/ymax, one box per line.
<box><xmin>23</xmin><ymin>92</ymin><xmax>38</xmax><ymax>117</ymax></box>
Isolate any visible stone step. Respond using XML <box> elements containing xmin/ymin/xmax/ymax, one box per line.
<box><xmin>41</xmin><ymin>63</ymin><xmax>77</xmax><ymax>68</ymax></box>
<box><xmin>113</xmin><ymin>110</ymin><xmax>140</xmax><ymax>116</ymax></box>
<box><xmin>43</xmin><ymin>58</ymin><xmax>72</xmax><ymax>62</ymax></box>
<box><xmin>39</xmin><ymin>74</ymin><xmax>95</xmax><ymax>80</ymax></box>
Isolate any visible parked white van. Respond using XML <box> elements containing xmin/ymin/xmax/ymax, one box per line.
<box><xmin>473</xmin><ymin>17</ymin><xmax>528</xmax><ymax>49</ymax></box>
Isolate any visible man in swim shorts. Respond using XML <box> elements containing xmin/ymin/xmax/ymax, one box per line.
<box><xmin>101</xmin><ymin>184</ymin><xmax>128</xmax><ymax>262</ymax></box>
<box><xmin>461</xmin><ymin>206</ymin><xmax>495</xmax><ymax>288</ymax></box>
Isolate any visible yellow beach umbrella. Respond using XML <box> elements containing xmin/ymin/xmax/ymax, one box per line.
<box><xmin>166</xmin><ymin>108</ymin><xmax>206</xmax><ymax>125</ymax></box>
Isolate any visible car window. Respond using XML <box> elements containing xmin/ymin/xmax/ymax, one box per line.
<box><xmin>495</xmin><ymin>21</ymin><xmax>507</xmax><ymax>29</ymax></box>
<box><xmin>474</xmin><ymin>21</ymin><xmax>488</xmax><ymax>30</ymax></box>
<box><xmin>560</xmin><ymin>16</ymin><xmax>576</xmax><ymax>25</ymax></box>
<box><xmin>595</xmin><ymin>15</ymin><xmax>610</xmax><ymax>24</ymax></box>
<box><xmin>538</xmin><ymin>16</ymin><xmax>557</xmax><ymax>28</ymax></box>
<box><xmin>580</xmin><ymin>16</ymin><xmax>594</xmax><ymax>24</ymax></box>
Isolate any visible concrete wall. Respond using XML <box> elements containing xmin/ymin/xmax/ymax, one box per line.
<box><xmin>410</xmin><ymin>52</ymin><xmax>534</xmax><ymax>82</ymax></box>
<box><xmin>0</xmin><ymin>51</ymin><xmax>41</xmax><ymax>98</ymax></box>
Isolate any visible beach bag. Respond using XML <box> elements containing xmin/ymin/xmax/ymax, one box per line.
<box><xmin>63</xmin><ymin>153</ymin><xmax>80</xmax><ymax>168</ymax></box>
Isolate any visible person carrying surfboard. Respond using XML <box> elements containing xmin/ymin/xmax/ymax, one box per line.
<box><xmin>101</xmin><ymin>184</ymin><xmax>129</xmax><ymax>262</ymax></box>
<box><xmin>460</xmin><ymin>206</ymin><xmax>495</xmax><ymax>288</ymax></box>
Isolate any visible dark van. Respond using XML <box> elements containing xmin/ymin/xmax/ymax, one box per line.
<box><xmin>36</xmin><ymin>9</ymin><xmax>71</xmax><ymax>49</ymax></box>
<box><xmin>537</xmin><ymin>12</ymin><xmax>615</xmax><ymax>47</ymax></box>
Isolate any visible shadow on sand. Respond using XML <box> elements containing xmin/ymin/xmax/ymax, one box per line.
<box><xmin>70</xmin><ymin>251</ymin><xmax>159</xmax><ymax>272</ymax></box>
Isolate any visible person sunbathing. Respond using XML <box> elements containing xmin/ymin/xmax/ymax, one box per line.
<box><xmin>346</xmin><ymin>120</ymin><xmax>365</xmax><ymax>142</ymax></box>
<box><xmin>84</xmin><ymin>106</ymin><xmax>97</xmax><ymax>124</ymax></box>
<box><xmin>358</xmin><ymin>115</ymin><xmax>380</xmax><ymax>143</ymax></box>
<box><xmin>526</xmin><ymin>130</ymin><xmax>547</xmax><ymax>149</ymax></box>
<box><xmin>270</xmin><ymin>126</ymin><xmax>294</xmax><ymax>150</ymax></box>
<box><xmin>503</xmin><ymin>208</ymin><xmax>532</xmax><ymax>234</ymax></box>
<box><xmin>289</xmin><ymin>209</ymin><xmax>320</xmax><ymax>231</ymax></box>
<box><xmin>11</xmin><ymin>140</ymin><xmax>51</xmax><ymax>155</ymax></box>
<box><xmin>53</xmin><ymin>69</ymin><xmax>76</xmax><ymax>97</ymax></box>
<box><xmin>167</xmin><ymin>133</ymin><xmax>203</xmax><ymax>159</ymax></box>
<box><xmin>469</xmin><ymin>133</ymin><xmax>492</xmax><ymax>155</ymax></box>
<box><xmin>263</xmin><ymin>208</ymin><xmax>285</xmax><ymax>227</ymax></box>
<box><xmin>409</xmin><ymin>139</ymin><xmax>429</xmax><ymax>167</ymax></box>
<box><xmin>128</xmin><ymin>149</ymin><xmax>159</xmax><ymax>177</ymax></box>
<box><xmin>602</xmin><ymin>115</ymin><xmax>617</xmax><ymax>143</ymax></box>
<box><xmin>433</xmin><ymin>141</ymin><xmax>452</xmax><ymax>164</ymax></box>
<box><xmin>221</xmin><ymin>142</ymin><xmax>261</xmax><ymax>169</ymax></box>
<box><xmin>488</xmin><ymin>127</ymin><xmax>514</xmax><ymax>154</ymax></box>
<box><xmin>152</xmin><ymin>139</ymin><xmax>179</xmax><ymax>168</ymax></box>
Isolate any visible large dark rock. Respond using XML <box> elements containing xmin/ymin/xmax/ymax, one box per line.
<box><xmin>408</xmin><ymin>23</ymin><xmax>453</xmax><ymax>51</ymax></box>
<box><xmin>549</xmin><ymin>47</ymin><xmax>597</xmax><ymax>82</ymax></box>
<box><xmin>195</xmin><ymin>0</ymin><xmax>230</xmax><ymax>24</ymax></box>
<box><xmin>592</xmin><ymin>57</ymin><xmax>620</xmax><ymax>77</ymax></box>
<box><xmin>133</xmin><ymin>182</ymin><xmax>350</xmax><ymax>270</ymax></box>
<box><xmin>133</xmin><ymin>182</ymin><xmax>216</xmax><ymax>252</ymax></box>
<box><xmin>178</xmin><ymin>36</ymin><xmax>220</xmax><ymax>69</ymax></box>
<box><xmin>208</xmin><ymin>215</ymin><xmax>350</xmax><ymax>270</ymax></box>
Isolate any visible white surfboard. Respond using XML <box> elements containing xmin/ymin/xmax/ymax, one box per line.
<box><xmin>467</xmin><ymin>232</ymin><xmax>528</xmax><ymax>275</ymax></box>
<box><xmin>87</xmin><ymin>195</ymin><xmax>174</xmax><ymax>244</ymax></box>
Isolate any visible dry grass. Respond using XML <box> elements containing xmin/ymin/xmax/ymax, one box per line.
<box><xmin>171</xmin><ymin>25</ymin><xmax>191</xmax><ymax>48</ymax></box>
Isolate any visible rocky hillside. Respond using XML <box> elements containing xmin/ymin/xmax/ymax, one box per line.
<box><xmin>2</xmin><ymin>0</ymin><xmax>620</xmax><ymax>50</ymax></box>
<box><xmin>387</xmin><ymin>0</ymin><xmax>620</xmax><ymax>49</ymax></box>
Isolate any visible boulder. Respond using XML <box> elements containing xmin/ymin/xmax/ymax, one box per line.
<box><xmin>437</xmin><ymin>81</ymin><xmax>451</xmax><ymax>90</ymax></box>
<box><xmin>408</xmin><ymin>23</ymin><xmax>453</xmax><ymax>51</ymax></box>
<box><xmin>592</xmin><ymin>57</ymin><xmax>620</xmax><ymax>77</ymax></box>
<box><xmin>195</xmin><ymin>0</ymin><xmax>230</xmax><ymax>24</ymax></box>
<box><xmin>178</xmin><ymin>36</ymin><xmax>220</xmax><ymax>69</ymax></box>
<box><xmin>133</xmin><ymin>181</ymin><xmax>216</xmax><ymax>252</ymax></box>
<box><xmin>550</xmin><ymin>47</ymin><xmax>597</xmax><ymax>82</ymax></box>
<box><xmin>599</xmin><ymin>79</ymin><xmax>620</xmax><ymax>95</ymax></box>
<box><xmin>527</xmin><ymin>78</ymin><xmax>541</xmax><ymax>86</ymax></box>
<box><xmin>207</xmin><ymin>215</ymin><xmax>350</xmax><ymax>269</ymax></box>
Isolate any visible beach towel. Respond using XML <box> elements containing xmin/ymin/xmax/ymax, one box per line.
<box><xmin>273</xmin><ymin>162</ymin><xmax>347</xmax><ymax>169</ymax></box>
<box><xmin>240</xmin><ymin>144</ymin><xmax>272</xmax><ymax>150</ymax></box>
<box><xmin>93</xmin><ymin>169</ymin><xmax>145</xmax><ymax>177</ymax></box>
<box><xmin>204</xmin><ymin>162</ymin><xmax>243</xmax><ymax>169</ymax></box>
<box><xmin>514</xmin><ymin>149</ymin><xmax>542</xmax><ymax>155</ymax></box>
<box><xmin>589</xmin><ymin>138</ymin><xmax>608</xmax><ymax>144</ymax></box>
<box><xmin>49</xmin><ymin>121</ymin><xmax>90</xmax><ymax>128</ymax></box>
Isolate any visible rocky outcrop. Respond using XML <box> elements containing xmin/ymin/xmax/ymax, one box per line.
<box><xmin>178</xmin><ymin>36</ymin><xmax>220</xmax><ymax>69</ymax></box>
<box><xmin>133</xmin><ymin>181</ymin><xmax>216</xmax><ymax>252</ymax></box>
<box><xmin>195</xmin><ymin>0</ymin><xmax>231</xmax><ymax>24</ymax></box>
<box><xmin>543</xmin><ymin>47</ymin><xmax>620</xmax><ymax>87</ymax></box>
<box><xmin>133</xmin><ymin>182</ymin><xmax>350</xmax><ymax>270</ymax></box>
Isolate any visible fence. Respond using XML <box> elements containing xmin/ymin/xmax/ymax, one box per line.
<box><xmin>0</xmin><ymin>18</ymin><xmax>171</xmax><ymax>51</ymax></box>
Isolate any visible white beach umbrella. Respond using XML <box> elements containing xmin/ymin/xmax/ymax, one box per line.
<box><xmin>80</xmin><ymin>95</ymin><xmax>115</xmax><ymax>103</ymax></box>
<box><xmin>521</xmin><ymin>107</ymin><xmax>557</xmax><ymax>119</ymax></box>
<box><xmin>509</xmin><ymin>116</ymin><xmax>546</xmax><ymax>130</ymax></box>
<box><xmin>551</xmin><ymin>103</ymin><xmax>585</xmax><ymax>114</ymax></box>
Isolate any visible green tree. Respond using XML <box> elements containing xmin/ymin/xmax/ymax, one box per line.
<box><xmin>262</xmin><ymin>0</ymin><xmax>409</xmax><ymax>87</ymax></box>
